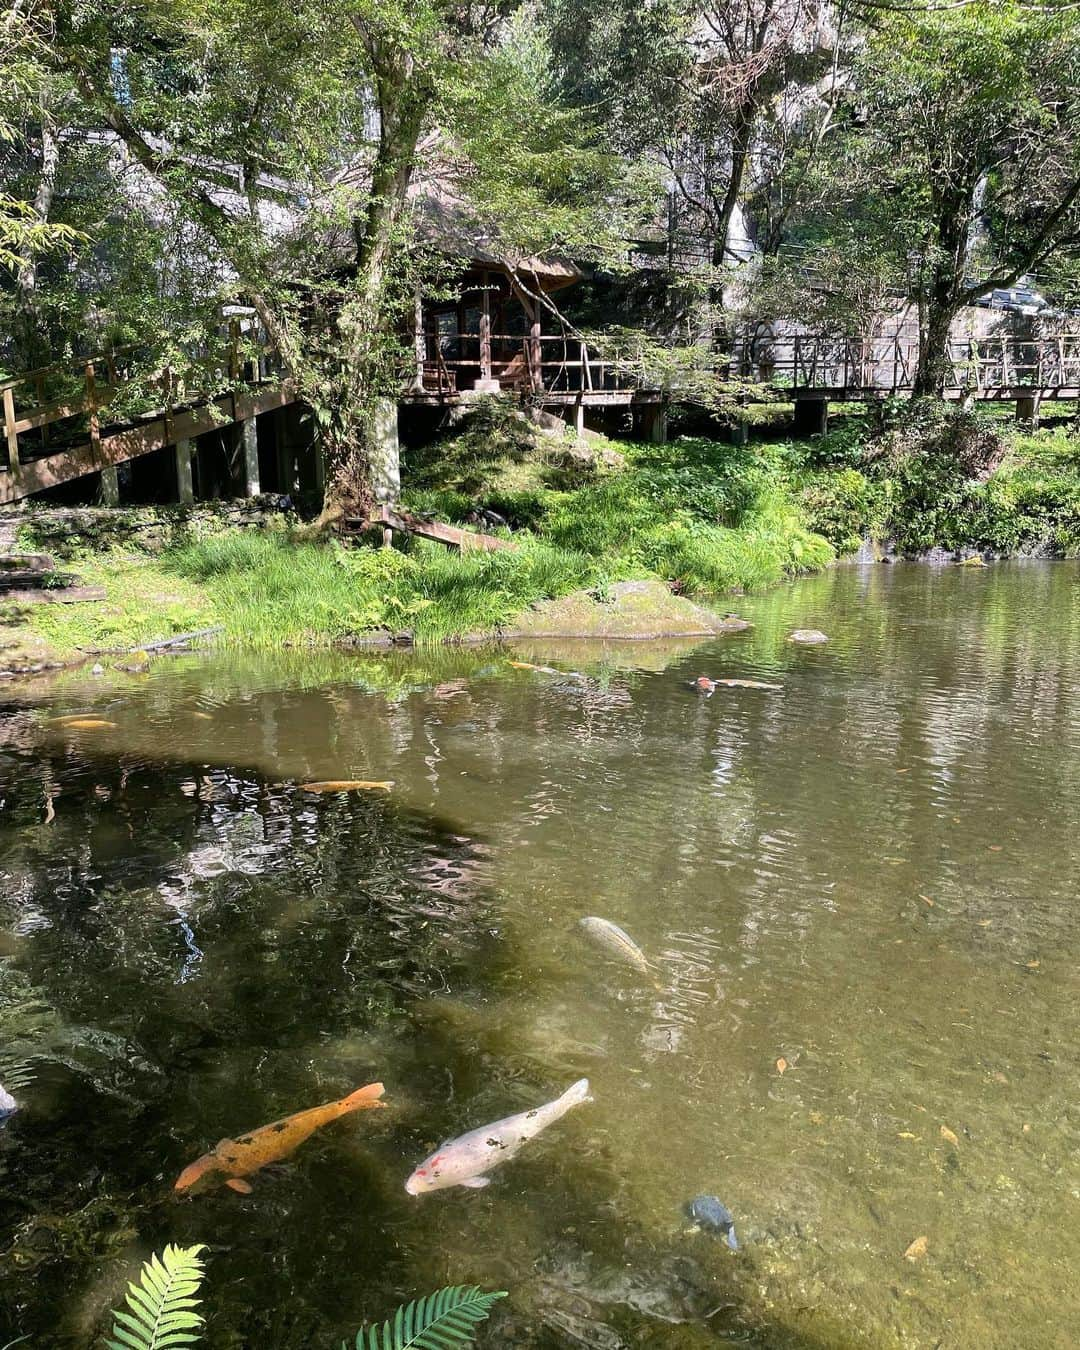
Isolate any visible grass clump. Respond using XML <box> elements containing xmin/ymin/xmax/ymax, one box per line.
<box><xmin>162</xmin><ymin>528</ymin><xmax>602</xmax><ymax>645</ymax></box>
<box><xmin>405</xmin><ymin>428</ymin><xmax>836</xmax><ymax>596</ymax></box>
<box><xmin>793</xmin><ymin>405</ymin><xmax>1080</xmax><ymax>556</ymax></box>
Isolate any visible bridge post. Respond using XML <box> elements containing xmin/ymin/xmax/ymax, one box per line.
<box><xmin>1015</xmin><ymin>394</ymin><xmax>1041</xmax><ymax>428</ymax></box>
<box><xmin>99</xmin><ymin>465</ymin><xmax>120</xmax><ymax>506</ymax></box>
<box><xmin>239</xmin><ymin>418</ymin><xmax>261</xmax><ymax>496</ymax></box>
<box><xmin>794</xmin><ymin>396</ymin><xmax>828</xmax><ymax>436</ymax></box>
<box><xmin>640</xmin><ymin>402</ymin><xmax>668</xmax><ymax>444</ymax></box>
<box><xmin>174</xmin><ymin>438</ymin><xmax>195</xmax><ymax>505</ymax></box>
<box><xmin>273</xmin><ymin>412</ymin><xmax>295</xmax><ymax>495</ymax></box>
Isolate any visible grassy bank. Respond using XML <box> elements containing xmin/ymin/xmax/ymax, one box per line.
<box><xmin>5</xmin><ymin>399</ymin><xmax>1079</xmax><ymax>665</ymax></box>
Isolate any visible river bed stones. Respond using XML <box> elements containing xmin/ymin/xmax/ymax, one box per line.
<box><xmin>789</xmin><ymin>629</ymin><xmax>829</xmax><ymax>645</ymax></box>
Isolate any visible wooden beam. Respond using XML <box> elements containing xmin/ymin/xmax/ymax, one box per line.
<box><xmin>480</xmin><ymin>279</ymin><xmax>492</xmax><ymax>384</ymax></box>
<box><xmin>365</xmin><ymin>505</ymin><xmax>517</xmax><ymax>553</ymax></box>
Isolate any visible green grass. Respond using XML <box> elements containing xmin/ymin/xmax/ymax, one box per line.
<box><xmin>23</xmin><ymin>553</ymin><xmax>215</xmax><ymax>657</ymax></box>
<box><xmin>19</xmin><ymin>412</ymin><xmax>1080</xmax><ymax>661</ymax></box>
<box><xmin>794</xmin><ymin>415</ymin><xmax>1080</xmax><ymax>556</ymax></box>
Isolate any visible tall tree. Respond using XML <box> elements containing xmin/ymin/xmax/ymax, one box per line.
<box><xmin>3</xmin><ymin>0</ymin><xmax>629</xmax><ymax>512</ymax></box>
<box><xmin>843</xmin><ymin>1</ymin><xmax>1080</xmax><ymax>394</ymax></box>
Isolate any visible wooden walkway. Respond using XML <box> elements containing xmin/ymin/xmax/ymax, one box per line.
<box><xmin>1</xmin><ymin>328</ymin><xmax>293</xmax><ymax>505</ymax></box>
<box><xmin>5</xmin><ymin>327</ymin><xmax>1077</xmax><ymax>506</ymax></box>
<box><xmin>731</xmin><ymin>332</ymin><xmax>1080</xmax><ymax>401</ymax></box>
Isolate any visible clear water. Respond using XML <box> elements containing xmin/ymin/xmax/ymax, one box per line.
<box><xmin>1</xmin><ymin>562</ymin><xmax>1079</xmax><ymax>1348</ymax></box>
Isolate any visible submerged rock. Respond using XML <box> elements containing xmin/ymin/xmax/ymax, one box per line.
<box><xmin>789</xmin><ymin>629</ymin><xmax>829</xmax><ymax>645</ymax></box>
<box><xmin>0</xmin><ymin>1082</ymin><xmax>18</xmax><ymax>1118</ymax></box>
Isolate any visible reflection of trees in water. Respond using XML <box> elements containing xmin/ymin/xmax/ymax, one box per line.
<box><xmin>0</xmin><ymin>738</ymin><xmax>505</xmax><ymax>1346</ymax></box>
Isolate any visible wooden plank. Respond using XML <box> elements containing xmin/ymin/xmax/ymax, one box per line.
<box><xmin>0</xmin><ymin>586</ymin><xmax>105</xmax><ymax>606</ymax></box>
<box><xmin>367</xmin><ymin>505</ymin><xmax>518</xmax><ymax>553</ymax></box>
<box><xmin>2</xmin><ymin>386</ymin><xmax>18</xmax><ymax>469</ymax></box>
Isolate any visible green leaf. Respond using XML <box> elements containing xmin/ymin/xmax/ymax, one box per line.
<box><xmin>105</xmin><ymin>1245</ymin><xmax>207</xmax><ymax>1350</ymax></box>
<box><xmin>351</xmin><ymin>1287</ymin><xmax>507</xmax><ymax>1350</ymax></box>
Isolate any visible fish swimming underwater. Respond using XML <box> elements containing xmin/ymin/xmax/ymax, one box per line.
<box><xmin>687</xmin><ymin>1194</ymin><xmax>739</xmax><ymax>1250</ymax></box>
<box><xmin>175</xmin><ymin>1082</ymin><xmax>386</xmax><ymax>1194</ymax></box>
<box><xmin>691</xmin><ymin>676</ymin><xmax>782</xmax><ymax>695</ymax></box>
<box><xmin>405</xmin><ymin>1078</ymin><xmax>592</xmax><ymax>1194</ymax></box>
<box><xmin>299</xmin><ymin>780</ymin><xmax>394</xmax><ymax>793</ymax></box>
<box><xmin>579</xmin><ymin>916</ymin><xmax>658</xmax><ymax>984</ymax></box>
<box><xmin>59</xmin><ymin>719</ymin><xmax>118</xmax><ymax>730</ymax></box>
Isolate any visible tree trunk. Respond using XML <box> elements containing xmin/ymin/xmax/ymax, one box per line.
<box><xmin>14</xmin><ymin>106</ymin><xmax>60</xmax><ymax>369</ymax></box>
<box><xmin>914</xmin><ymin>298</ymin><xmax>956</xmax><ymax>397</ymax></box>
<box><xmin>320</xmin><ymin>74</ymin><xmax>426</xmax><ymax>523</ymax></box>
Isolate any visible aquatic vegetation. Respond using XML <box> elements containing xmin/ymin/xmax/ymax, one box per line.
<box><xmin>106</xmin><ymin>1244</ymin><xmax>206</xmax><ymax>1350</ymax></box>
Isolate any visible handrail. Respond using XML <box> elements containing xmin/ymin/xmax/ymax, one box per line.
<box><xmin>1</xmin><ymin>323</ymin><xmax>280</xmax><ymax>476</ymax></box>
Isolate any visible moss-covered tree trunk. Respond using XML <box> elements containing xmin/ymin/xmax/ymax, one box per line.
<box><xmin>317</xmin><ymin>40</ymin><xmax>429</xmax><ymax>524</ymax></box>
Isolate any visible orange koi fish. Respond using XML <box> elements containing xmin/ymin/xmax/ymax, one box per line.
<box><xmin>175</xmin><ymin>1082</ymin><xmax>386</xmax><ymax>1195</ymax></box>
<box><xmin>299</xmin><ymin>780</ymin><xmax>394</xmax><ymax>793</ymax></box>
<box><xmin>60</xmin><ymin>718</ymin><xmax>118</xmax><ymax>730</ymax></box>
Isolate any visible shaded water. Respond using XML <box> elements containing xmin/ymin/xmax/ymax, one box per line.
<box><xmin>1</xmin><ymin>563</ymin><xmax>1079</xmax><ymax>1348</ymax></box>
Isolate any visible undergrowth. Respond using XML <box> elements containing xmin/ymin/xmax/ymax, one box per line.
<box><xmin>17</xmin><ymin>403</ymin><xmax>1079</xmax><ymax>657</ymax></box>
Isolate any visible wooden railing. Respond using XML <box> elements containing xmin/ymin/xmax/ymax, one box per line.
<box><xmin>1</xmin><ymin>322</ymin><xmax>291</xmax><ymax>503</ymax></box>
<box><xmin>731</xmin><ymin>332</ymin><xmax>1080</xmax><ymax>395</ymax></box>
<box><xmin>1</xmin><ymin>322</ymin><xmax>283</xmax><ymax>474</ymax></box>
<box><xmin>420</xmin><ymin>332</ymin><xmax>637</xmax><ymax>398</ymax></box>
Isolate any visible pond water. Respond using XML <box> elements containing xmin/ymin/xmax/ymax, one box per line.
<box><xmin>1</xmin><ymin>562</ymin><xmax>1079</xmax><ymax>1349</ymax></box>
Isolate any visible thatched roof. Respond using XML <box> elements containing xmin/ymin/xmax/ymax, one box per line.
<box><xmin>407</xmin><ymin>175</ymin><xmax>583</xmax><ymax>291</ymax></box>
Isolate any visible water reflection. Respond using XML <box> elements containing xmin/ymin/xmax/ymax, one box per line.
<box><xmin>1</xmin><ymin>564</ymin><xmax>1079</xmax><ymax>1347</ymax></box>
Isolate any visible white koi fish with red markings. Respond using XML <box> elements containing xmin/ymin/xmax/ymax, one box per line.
<box><xmin>405</xmin><ymin>1078</ymin><xmax>592</xmax><ymax>1194</ymax></box>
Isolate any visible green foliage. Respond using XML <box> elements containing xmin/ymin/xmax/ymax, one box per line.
<box><xmin>106</xmin><ymin>1244</ymin><xmax>207</xmax><ymax>1350</ymax></box>
<box><xmin>103</xmin><ymin>1250</ymin><xmax>503</xmax><ymax>1350</ymax></box>
<box><xmin>786</xmin><ymin>407</ymin><xmax>1080</xmax><ymax>558</ymax></box>
<box><xmin>348</xmin><ymin>1286</ymin><xmax>507</xmax><ymax>1350</ymax></box>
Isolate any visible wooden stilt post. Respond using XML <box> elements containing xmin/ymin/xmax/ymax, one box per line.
<box><xmin>2</xmin><ymin>386</ymin><xmax>18</xmax><ymax>474</ymax></box>
<box><xmin>480</xmin><ymin>283</ymin><xmax>492</xmax><ymax>385</ymax></box>
<box><xmin>273</xmin><ymin>410</ymin><xmax>294</xmax><ymax>495</ymax></box>
<box><xmin>174</xmin><ymin>438</ymin><xmax>195</xmax><ymax>504</ymax></box>
<box><xmin>240</xmin><ymin>417</ymin><xmax>260</xmax><ymax>496</ymax></box>
<box><xmin>99</xmin><ymin>465</ymin><xmax>120</xmax><ymax>505</ymax></box>
<box><xmin>1016</xmin><ymin>394</ymin><xmax>1040</xmax><ymax>427</ymax></box>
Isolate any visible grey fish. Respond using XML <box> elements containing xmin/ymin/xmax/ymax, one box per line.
<box><xmin>579</xmin><ymin>917</ymin><xmax>657</xmax><ymax>984</ymax></box>
<box><xmin>688</xmin><ymin>1194</ymin><xmax>739</xmax><ymax>1251</ymax></box>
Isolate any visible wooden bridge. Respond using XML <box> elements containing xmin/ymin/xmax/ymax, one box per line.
<box><xmin>0</xmin><ymin>325</ymin><xmax>296</xmax><ymax>506</ymax></box>
<box><xmin>732</xmin><ymin>331</ymin><xmax>1080</xmax><ymax>429</ymax></box>
<box><xmin>3</xmin><ymin>327</ymin><xmax>1077</xmax><ymax>506</ymax></box>
<box><xmin>0</xmin><ymin>323</ymin><xmax>665</xmax><ymax>506</ymax></box>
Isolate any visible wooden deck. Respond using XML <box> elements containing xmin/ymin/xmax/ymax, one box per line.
<box><xmin>7</xmin><ymin>323</ymin><xmax>1074</xmax><ymax>507</ymax></box>
<box><xmin>731</xmin><ymin>331</ymin><xmax>1080</xmax><ymax>401</ymax></box>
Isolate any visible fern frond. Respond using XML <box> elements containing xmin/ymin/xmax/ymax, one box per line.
<box><xmin>349</xmin><ymin>1286</ymin><xmax>507</xmax><ymax>1350</ymax></box>
<box><xmin>106</xmin><ymin>1243</ymin><xmax>207</xmax><ymax>1350</ymax></box>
